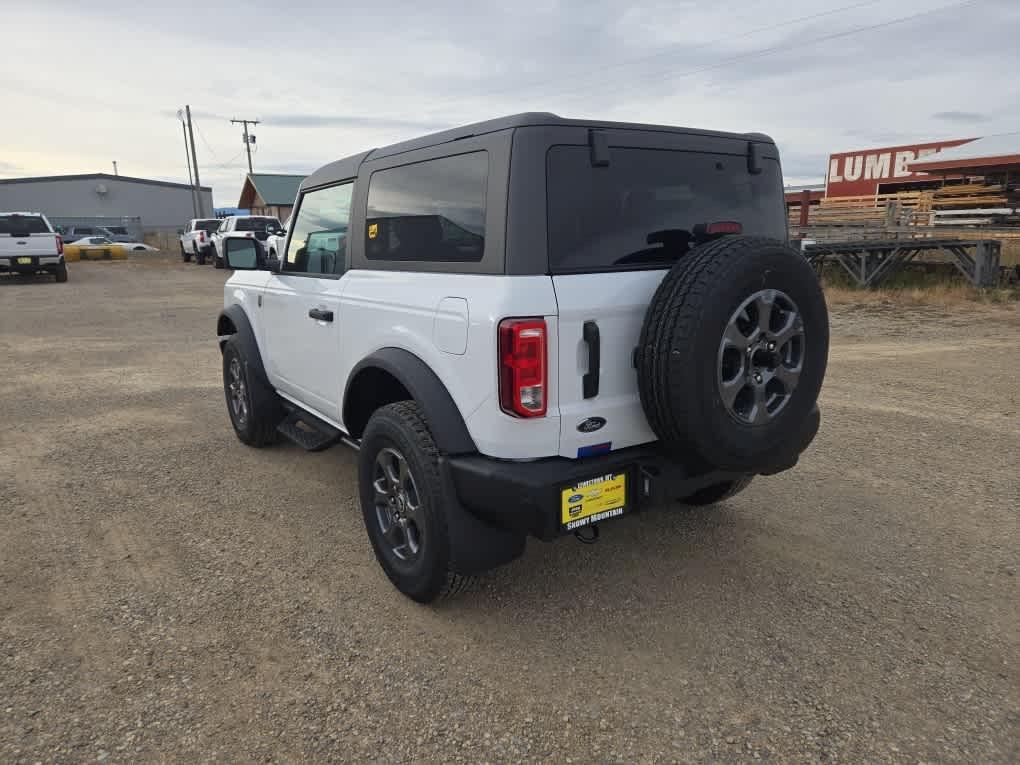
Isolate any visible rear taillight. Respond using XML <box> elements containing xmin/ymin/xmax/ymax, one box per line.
<box><xmin>198</xmin><ymin>231</ymin><xmax>205</xmax><ymax>242</ymax></box>
<box><xmin>55</xmin><ymin>235</ymin><xmax>63</xmax><ymax>254</ymax></box>
<box><xmin>499</xmin><ymin>318</ymin><xmax>547</xmax><ymax>418</ymax></box>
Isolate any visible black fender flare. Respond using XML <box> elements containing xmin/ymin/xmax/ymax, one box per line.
<box><xmin>344</xmin><ymin>348</ymin><xmax>477</xmax><ymax>455</ymax></box>
<box><xmin>217</xmin><ymin>304</ymin><xmax>271</xmax><ymax>389</ymax></box>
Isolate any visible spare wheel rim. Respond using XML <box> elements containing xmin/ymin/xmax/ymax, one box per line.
<box><xmin>716</xmin><ymin>288</ymin><xmax>805</xmax><ymax>426</ymax></box>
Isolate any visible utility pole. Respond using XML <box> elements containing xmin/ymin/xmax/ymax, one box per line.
<box><xmin>185</xmin><ymin>105</ymin><xmax>205</xmax><ymax>217</ymax></box>
<box><xmin>178</xmin><ymin>112</ymin><xmax>198</xmax><ymax>218</ymax></box>
<box><xmin>112</xmin><ymin>160</ymin><xmax>118</xmax><ymax>176</ymax></box>
<box><xmin>231</xmin><ymin>118</ymin><xmax>259</xmax><ymax>174</ymax></box>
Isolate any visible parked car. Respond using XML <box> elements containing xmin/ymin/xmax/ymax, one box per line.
<box><xmin>0</xmin><ymin>212</ymin><xmax>67</xmax><ymax>281</ymax></box>
<box><xmin>216</xmin><ymin>113</ymin><xmax>828</xmax><ymax>603</ymax></box>
<box><xmin>209</xmin><ymin>216</ymin><xmax>282</xmax><ymax>269</ymax></box>
<box><xmin>179</xmin><ymin>218</ymin><xmax>223</xmax><ymax>264</ymax></box>
<box><xmin>264</xmin><ymin>215</ymin><xmax>290</xmax><ymax>261</ymax></box>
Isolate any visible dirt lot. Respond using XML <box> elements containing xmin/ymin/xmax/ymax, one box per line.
<box><xmin>1</xmin><ymin>257</ymin><xmax>1017</xmax><ymax>763</ymax></box>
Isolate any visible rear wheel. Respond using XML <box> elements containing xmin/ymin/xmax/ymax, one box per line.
<box><xmin>213</xmin><ymin>245</ymin><xmax>224</xmax><ymax>269</ymax></box>
<box><xmin>359</xmin><ymin>402</ymin><xmax>474</xmax><ymax>603</ymax></box>
<box><xmin>195</xmin><ymin>246</ymin><xmax>206</xmax><ymax>265</ymax></box>
<box><xmin>54</xmin><ymin>263</ymin><xmax>68</xmax><ymax>283</ymax></box>
<box><xmin>181</xmin><ymin>243</ymin><xmax>192</xmax><ymax>262</ymax></box>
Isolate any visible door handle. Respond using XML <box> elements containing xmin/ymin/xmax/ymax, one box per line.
<box><xmin>308</xmin><ymin>308</ymin><xmax>334</xmax><ymax>322</ymax></box>
<box><xmin>582</xmin><ymin>320</ymin><xmax>600</xmax><ymax>399</ymax></box>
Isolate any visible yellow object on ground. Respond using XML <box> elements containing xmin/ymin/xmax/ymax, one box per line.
<box><xmin>64</xmin><ymin>243</ymin><xmax>127</xmax><ymax>261</ymax></box>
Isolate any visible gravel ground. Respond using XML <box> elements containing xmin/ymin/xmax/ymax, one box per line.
<box><xmin>1</xmin><ymin>257</ymin><xmax>1017</xmax><ymax>763</ymax></box>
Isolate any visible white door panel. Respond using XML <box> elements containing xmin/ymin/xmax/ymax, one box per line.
<box><xmin>262</xmin><ymin>274</ymin><xmax>345</xmax><ymax>421</ymax></box>
<box><xmin>552</xmin><ymin>271</ymin><xmax>666</xmax><ymax>458</ymax></box>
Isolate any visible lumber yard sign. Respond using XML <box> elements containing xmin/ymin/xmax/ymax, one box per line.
<box><xmin>825</xmin><ymin>138</ymin><xmax>975</xmax><ymax>197</ymax></box>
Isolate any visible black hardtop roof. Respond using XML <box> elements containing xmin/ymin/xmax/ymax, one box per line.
<box><xmin>301</xmin><ymin>112</ymin><xmax>775</xmax><ymax>190</ymax></box>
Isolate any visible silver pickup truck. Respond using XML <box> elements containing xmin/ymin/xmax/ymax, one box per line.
<box><xmin>0</xmin><ymin>212</ymin><xmax>67</xmax><ymax>282</ymax></box>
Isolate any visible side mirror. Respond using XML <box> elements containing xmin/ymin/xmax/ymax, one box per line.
<box><xmin>266</xmin><ymin>254</ymin><xmax>281</xmax><ymax>273</ymax></box>
<box><xmin>223</xmin><ymin>237</ymin><xmax>264</xmax><ymax>270</ymax></box>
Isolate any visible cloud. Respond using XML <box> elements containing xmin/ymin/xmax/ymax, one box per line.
<box><xmin>931</xmin><ymin>111</ymin><xmax>990</xmax><ymax>123</ymax></box>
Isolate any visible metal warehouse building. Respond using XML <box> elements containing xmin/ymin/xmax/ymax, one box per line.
<box><xmin>0</xmin><ymin>173</ymin><xmax>213</xmax><ymax>235</ymax></box>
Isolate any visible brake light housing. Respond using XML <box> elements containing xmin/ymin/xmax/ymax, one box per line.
<box><xmin>706</xmin><ymin>221</ymin><xmax>742</xmax><ymax>235</ymax></box>
<box><xmin>55</xmin><ymin>235</ymin><xmax>63</xmax><ymax>255</ymax></box>
<box><xmin>498</xmin><ymin>318</ymin><xmax>547</xmax><ymax>418</ymax></box>
<box><xmin>198</xmin><ymin>230</ymin><xmax>205</xmax><ymax>243</ymax></box>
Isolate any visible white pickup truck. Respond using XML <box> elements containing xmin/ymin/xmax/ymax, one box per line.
<box><xmin>179</xmin><ymin>218</ymin><xmax>223</xmax><ymax>265</ymax></box>
<box><xmin>0</xmin><ymin>212</ymin><xmax>67</xmax><ymax>282</ymax></box>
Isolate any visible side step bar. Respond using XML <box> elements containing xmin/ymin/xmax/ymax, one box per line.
<box><xmin>275</xmin><ymin>409</ymin><xmax>361</xmax><ymax>452</ymax></box>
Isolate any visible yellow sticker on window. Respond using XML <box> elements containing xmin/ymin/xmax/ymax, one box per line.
<box><xmin>368</xmin><ymin>223</ymin><xmax>378</xmax><ymax>239</ymax></box>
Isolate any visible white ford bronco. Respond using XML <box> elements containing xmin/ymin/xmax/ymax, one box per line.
<box><xmin>217</xmin><ymin>113</ymin><xmax>828</xmax><ymax>603</ymax></box>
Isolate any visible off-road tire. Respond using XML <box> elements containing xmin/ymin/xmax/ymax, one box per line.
<box><xmin>195</xmin><ymin>246</ymin><xmax>206</xmax><ymax>265</ymax></box>
<box><xmin>54</xmin><ymin>263</ymin><xmax>68</xmax><ymax>283</ymax></box>
<box><xmin>682</xmin><ymin>476</ymin><xmax>754</xmax><ymax>506</ymax></box>
<box><xmin>359</xmin><ymin>401</ymin><xmax>475</xmax><ymax>603</ymax></box>
<box><xmin>222</xmin><ymin>336</ymin><xmax>282</xmax><ymax>447</ymax></box>
<box><xmin>213</xmin><ymin>246</ymin><xmax>224</xmax><ymax>269</ymax></box>
<box><xmin>181</xmin><ymin>244</ymin><xmax>192</xmax><ymax>263</ymax></box>
<box><xmin>636</xmin><ymin>236</ymin><xmax>828</xmax><ymax>472</ymax></box>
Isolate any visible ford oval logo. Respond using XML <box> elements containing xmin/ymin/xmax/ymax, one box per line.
<box><xmin>577</xmin><ymin>417</ymin><xmax>607</xmax><ymax>433</ymax></box>
<box><xmin>568</xmin><ymin>493</ymin><xmax>584</xmax><ymax>503</ymax></box>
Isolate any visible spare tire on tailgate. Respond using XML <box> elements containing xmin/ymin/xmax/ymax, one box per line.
<box><xmin>636</xmin><ymin>236</ymin><xmax>828</xmax><ymax>472</ymax></box>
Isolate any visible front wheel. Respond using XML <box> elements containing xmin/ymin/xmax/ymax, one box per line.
<box><xmin>222</xmin><ymin>337</ymin><xmax>282</xmax><ymax>447</ymax></box>
<box><xmin>359</xmin><ymin>402</ymin><xmax>474</xmax><ymax>603</ymax></box>
<box><xmin>213</xmin><ymin>246</ymin><xmax>224</xmax><ymax>269</ymax></box>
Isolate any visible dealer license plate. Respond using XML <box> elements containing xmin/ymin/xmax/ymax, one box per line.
<box><xmin>561</xmin><ymin>472</ymin><xmax>627</xmax><ymax>531</ymax></box>
<box><xmin>17</xmin><ymin>257</ymin><xmax>32</xmax><ymax>265</ymax></box>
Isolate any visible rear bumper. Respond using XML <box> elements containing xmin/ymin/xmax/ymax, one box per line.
<box><xmin>0</xmin><ymin>255</ymin><xmax>63</xmax><ymax>272</ymax></box>
<box><xmin>445</xmin><ymin>405</ymin><xmax>819</xmax><ymax>540</ymax></box>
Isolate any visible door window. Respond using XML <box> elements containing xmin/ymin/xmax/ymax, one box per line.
<box><xmin>284</xmin><ymin>182</ymin><xmax>354</xmax><ymax>276</ymax></box>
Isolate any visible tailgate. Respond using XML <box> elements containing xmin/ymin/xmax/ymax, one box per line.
<box><xmin>552</xmin><ymin>271</ymin><xmax>664</xmax><ymax>458</ymax></box>
<box><xmin>0</xmin><ymin>233</ymin><xmax>58</xmax><ymax>257</ymax></box>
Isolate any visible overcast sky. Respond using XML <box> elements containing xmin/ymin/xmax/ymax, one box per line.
<box><xmin>2</xmin><ymin>0</ymin><xmax>1017</xmax><ymax>207</ymax></box>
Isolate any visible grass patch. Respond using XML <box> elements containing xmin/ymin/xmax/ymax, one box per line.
<box><xmin>820</xmin><ymin>266</ymin><xmax>1019</xmax><ymax>307</ymax></box>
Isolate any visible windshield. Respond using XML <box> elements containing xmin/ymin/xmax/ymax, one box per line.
<box><xmin>546</xmin><ymin>146</ymin><xmax>786</xmax><ymax>273</ymax></box>
<box><xmin>235</xmin><ymin>217</ymin><xmax>280</xmax><ymax>232</ymax></box>
<box><xmin>0</xmin><ymin>214</ymin><xmax>50</xmax><ymax>235</ymax></box>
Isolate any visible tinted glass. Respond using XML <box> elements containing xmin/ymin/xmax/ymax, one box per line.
<box><xmin>285</xmin><ymin>182</ymin><xmax>353</xmax><ymax>276</ymax></box>
<box><xmin>105</xmin><ymin>226</ymin><xmax>128</xmax><ymax>235</ymax></box>
<box><xmin>197</xmin><ymin>220</ymin><xmax>221</xmax><ymax>233</ymax></box>
<box><xmin>236</xmin><ymin>217</ymin><xmax>280</xmax><ymax>232</ymax></box>
<box><xmin>366</xmin><ymin>152</ymin><xmax>487</xmax><ymax>262</ymax></box>
<box><xmin>226</xmin><ymin>239</ymin><xmax>259</xmax><ymax>269</ymax></box>
<box><xmin>546</xmin><ymin>146</ymin><xmax>786</xmax><ymax>273</ymax></box>
<box><xmin>0</xmin><ymin>215</ymin><xmax>49</xmax><ymax>235</ymax></box>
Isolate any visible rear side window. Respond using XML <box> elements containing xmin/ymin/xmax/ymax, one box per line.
<box><xmin>366</xmin><ymin>152</ymin><xmax>487</xmax><ymax>263</ymax></box>
<box><xmin>0</xmin><ymin>215</ymin><xmax>49</xmax><ymax>235</ymax></box>
<box><xmin>197</xmin><ymin>219</ymin><xmax>221</xmax><ymax>233</ymax></box>
<box><xmin>546</xmin><ymin>146</ymin><xmax>786</xmax><ymax>273</ymax></box>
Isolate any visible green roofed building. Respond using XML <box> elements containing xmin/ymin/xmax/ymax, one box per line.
<box><xmin>237</xmin><ymin>173</ymin><xmax>306</xmax><ymax>222</ymax></box>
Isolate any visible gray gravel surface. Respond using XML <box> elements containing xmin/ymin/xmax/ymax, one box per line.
<box><xmin>1</xmin><ymin>258</ymin><xmax>1017</xmax><ymax>763</ymax></box>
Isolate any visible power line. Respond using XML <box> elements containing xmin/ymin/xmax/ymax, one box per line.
<box><xmin>424</xmin><ymin>0</ymin><xmax>887</xmax><ymax>114</ymax></box>
<box><xmin>578</xmin><ymin>0</ymin><xmax>984</xmax><ymax>107</ymax></box>
<box><xmin>193</xmin><ymin>120</ymin><xmax>222</xmax><ymax>164</ymax></box>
